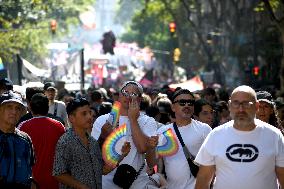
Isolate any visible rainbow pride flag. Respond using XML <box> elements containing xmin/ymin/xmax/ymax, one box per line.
<box><xmin>102</xmin><ymin>123</ymin><xmax>127</xmax><ymax>167</ymax></box>
<box><xmin>108</xmin><ymin>101</ymin><xmax>121</xmax><ymax>128</ymax></box>
<box><xmin>156</xmin><ymin>128</ymin><xmax>179</xmax><ymax>158</ymax></box>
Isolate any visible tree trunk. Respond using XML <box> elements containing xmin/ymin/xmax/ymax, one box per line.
<box><xmin>280</xmin><ymin>27</ymin><xmax>284</xmax><ymax>92</ymax></box>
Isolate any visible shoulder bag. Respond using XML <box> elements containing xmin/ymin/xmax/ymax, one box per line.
<box><xmin>173</xmin><ymin>122</ymin><xmax>199</xmax><ymax>177</ymax></box>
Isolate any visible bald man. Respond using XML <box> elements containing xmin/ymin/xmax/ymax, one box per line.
<box><xmin>194</xmin><ymin>85</ymin><xmax>284</xmax><ymax>189</ymax></box>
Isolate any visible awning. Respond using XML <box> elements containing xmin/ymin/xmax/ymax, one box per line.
<box><xmin>22</xmin><ymin>58</ymin><xmax>50</xmax><ymax>77</ymax></box>
<box><xmin>169</xmin><ymin>75</ymin><xmax>204</xmax><ymax>92</ymax></box>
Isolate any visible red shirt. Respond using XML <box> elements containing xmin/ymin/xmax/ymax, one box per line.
<box><xmin>19</xmin><ymin>116</ymin><xmax>65</xmax><ymax>189</ymax></box>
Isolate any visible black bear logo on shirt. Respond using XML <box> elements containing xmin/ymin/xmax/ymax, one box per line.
<box><xmin>226</xmin><ymin>144</ymin><xmax>258</xmax><ymax>162</ymax></box>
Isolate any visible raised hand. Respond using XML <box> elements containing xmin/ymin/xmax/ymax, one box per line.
<box><xmin>147</xmin><ymin>135</ymin><xmax>159</xmax><ymax>150</ymax></box>
<box><xmin>100</xmin><ymin>121</ymin><xmax>113</xmax><ymax>139</ymax></box>
<box><xmin>128</xmin><ymin>97</ymin><xmax>140</xmax><ymax>121</ymax></box>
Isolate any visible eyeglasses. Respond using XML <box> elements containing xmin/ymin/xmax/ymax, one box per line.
<box><xmin>121</xmin><ymin>89</ymin><xmax>140</xmax><ymax>97</ymax></box>
<box><xmin>173</xmin><ymin>99</ymin><xmax>195</xmax><ymax>106</ymax></box>
<box><xmin>230</xmin><ymin>100</ymin><xmax>254</xmax><ymax>109</ymax></box>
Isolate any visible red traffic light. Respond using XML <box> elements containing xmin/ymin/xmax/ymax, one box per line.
<box><xmin>169</xmin><ymin>22</ymin><xmax>176</xmax><ymax>33</ymax></box>
<box><xmin>50</xmin><ymin>19</ymin><xmax>57</xmax><ymax>34</ymax></box>
<box><xmin>253</xmin><ymin>66</ymin><xmax>259</xmax><ymax>76</ymax></box>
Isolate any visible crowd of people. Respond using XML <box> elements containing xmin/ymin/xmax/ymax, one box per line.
<box><xmin>0</xmin><ymin>77</ymin><xmax>284</xmax><ymax>189</ymax></box>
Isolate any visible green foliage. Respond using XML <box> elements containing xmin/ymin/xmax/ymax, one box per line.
<box><xmin>119</xmin><ymin>0</ymin><xmax>180</xmax><ymax>64</ymax></box>
<box><xmin>0</xmin><ymin>0</ymin><xmax>94</xmax><ymax>64</ymax></box>
<box><xmin>254</xmin><ymin>0</ymin><xmax>281</xmax><ymax>12</ymax></box>
<box><xmin>118</xmin><ymin>0</ymin><xmax>283</xmax><ymax>88</ymax></box>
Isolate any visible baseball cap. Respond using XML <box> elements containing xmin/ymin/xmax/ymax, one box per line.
<box><xmin>120</xmin><ymin>81</ymin><xmax>143</xmax><ymax>95</ymax></box>
<box><xmin>256</xmin><ymin>91</ymin><xmax>273</xmax><ymax>105</ymax></box>
<box><xmin>0</xmin><ymin>91</ymin><xmax>25</xmax><ymax>107</ymax></box>
<box><xmin>43</xmin><ymin>82</ymin><xmax>56</xmax><ymax>91</ymax></box>
<box><xmin>0</xmin><ymin>78</ymin><xmax>13</xmax><ymax>90</ymax></box>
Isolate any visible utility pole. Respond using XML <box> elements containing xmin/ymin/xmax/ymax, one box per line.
<box><xmin>16</xmin><ymin>54</ymin><xmax>22</xmax><ymax>85</ymax></box>
<box><xmin>80</xmin><ymin>49</ymin><xmax>85</xmax><ymax>92</ymax></box>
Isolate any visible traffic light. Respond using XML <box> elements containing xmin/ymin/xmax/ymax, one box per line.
<box><xmin>253</xmin><ymin>66</ymin><xmax>260</xmax><ymax>76</ymax></box>
<box><xmin>173</xmin><ymin>48</ymin><xmax>181</xmax><ymax>63</ymax></box>
<box><xmin>169</xmin><ymin>22</ymin><xmax>176</xmax><ymax>36</ymax></box>
<box><xmin>50</xmin><ymin>19</ymin><xmax>57</xmax><ymax>34</ymax></box>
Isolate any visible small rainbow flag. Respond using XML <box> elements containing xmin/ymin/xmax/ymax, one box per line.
<box><xmin>108</xmin><ymin>101</ymin><xmax>121</xmax><ymax>128</ymax></box>
<box><xmin>102</xmin><ymin>123</ymin><xmax>127</xmax><ymax>167</ymax></box>
<box><xmin>156</xmin><ymin>128</ymin><xmax>179</xmax><ymax>158</ymax></box>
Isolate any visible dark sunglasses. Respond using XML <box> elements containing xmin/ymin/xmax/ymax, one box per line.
<box><xmin>173</xmin><ymin>99</ymin><xmax>195</xmax><ymax>106</ymax></box>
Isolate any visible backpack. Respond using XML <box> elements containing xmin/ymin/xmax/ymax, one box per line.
<box><xmin>0</xmin><ymin>129</ymin><xmax>34</xmax><ymax>187</ymax></box>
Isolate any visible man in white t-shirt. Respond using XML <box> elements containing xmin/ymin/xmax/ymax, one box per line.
<box><xmin>91</xmin><ymin>81</ymin><xmax>157</xmax><ymax>189</ymax></box>
<box><xmin>194</xmin><ymin>85</ymin><xmax>284</xmax><ymax>189</ymax></box>
<box><xmin>157</xmin><ymin>89</ymin><xmax>211</xmax><ymax>189</ymax></box>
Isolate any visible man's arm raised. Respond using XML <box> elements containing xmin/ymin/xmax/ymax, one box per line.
<box><xmin>128</xmin><ymin>97</ymin><xmax>149</xmax><ymax>153</ymax></box>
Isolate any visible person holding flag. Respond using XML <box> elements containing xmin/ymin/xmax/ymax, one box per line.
<box><xmin>156</xmin><ymin>89</ymin><xmax>212</xmax><ymax>189</ymax></box>
<box><xmin>92</xmin><ymin>81</ymin><xmax>158</xmax><ymax>189</ymax></box>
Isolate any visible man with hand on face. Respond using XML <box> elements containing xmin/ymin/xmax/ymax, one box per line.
<box><xmin>194</xmin><ymin>85</ymin><xmax>284</xmax><ymax>189</ymax></box>
<box><xmin>92</xmin><ymin>81</ymin><xmax>158</xmax><ymax>189</ymax></box>
<box><xmin>156</xmin><ymin>89</ymin><xmax>211</xmax><ymax>189</ymax></box>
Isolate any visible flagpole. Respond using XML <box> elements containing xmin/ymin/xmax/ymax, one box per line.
<box><xmin>80</xmin><ymin>48</ymin><xmax>85</xmax><ymax>92</ymax></box>
<box><xmin>16</xmin><ymin>54</ymin><xmax>23</xmax><ymax>86</ymax></box>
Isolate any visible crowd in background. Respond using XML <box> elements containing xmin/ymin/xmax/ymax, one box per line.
<box><xmin>1</xmin><ymin>77</ymin><xmax>284</xmax><ymax>189</ymax></box>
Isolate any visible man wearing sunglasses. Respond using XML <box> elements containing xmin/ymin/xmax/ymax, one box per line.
<box><xmin>195</xmin><ymin>85</ymin><xmax>284</xmax><ymax>189</ymax></box>
<box><xmin>157</xmin><ymin>89</ymin><xmax>212</xmax><ymax>189</ymax></box>
<box><xmin>92</xmin><ymin>81</ymin><xmax>158</xmax><ymax>189</ymax></box>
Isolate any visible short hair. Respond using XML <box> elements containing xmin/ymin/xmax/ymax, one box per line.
<box><xmin>66</xmin><ymin>98</ymin><xmax>90</xmax><ymax>115</ymax></box>
<box><xmin>157</xmin><ymin>97</ymin><xmax>172</xmax><ymax>114</ymax></box>
<box><xmin>171</xmin><ymin>89</ymin><xmax>194</xmax><ymax>102</ymax></box>
<box><xmin>91</xmin><ymin>90</ymin><xmax>103</xmax><ymax>102</ymax></box>
<box><xmin>145</xmin><ymin>105</ymin><xmax>160</xmax><ymax>118</ymax></box>
<box><xmin>215</xmin><ymin>101</ymin><xmax>229</xmax><ymax>112</ymax></box>
<box><xmin>0</xmin><ymin>78</ymin><xmax>13</xmax><ymax>90</ymax></box>
<box><xmin>231</xmin><ymin>85</ymin><xmax>257</xmax><ymax>102</ymax></box>
<box><xmin>140</xmin><ymin>93</ymin><xmax>152</xmax><ymax>111</ymax></box>
<box><xmin>98</xmin><ymin>102</ymin><xmax>112</xmax><ymax>116</ymax></box>
<box><xmin>202</xmin><ymin>87</ymin><xmax>216</xmax><ymax>96</ymax></box>
<box><xmin>26</xmin><ymin>87</ymin><xmax>44</xmax><ymax>103</ymax></box>
<box><xmin>30</xmin><ymin>93</ymin><xmax>49</xmax><ymax>115</ymax></box>
<box><xmin>194</xmin><ymin>99</ymin><xmax>212</xmax><ymax>116</ymax></box>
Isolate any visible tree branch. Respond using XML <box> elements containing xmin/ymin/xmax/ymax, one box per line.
<box><xmin>179</xmin><ymin>0</ymin><xmax>212</xmax><ymax>61</ymax></box>
<box><xmin>208</xmin><ymin>0</ymin><xmax>218</xmax><ymax>23</ymax></box>
<box><xmin>262</xmin><ymin>0</ymin><xmax>280</xmax><ymax>23</ymax></box>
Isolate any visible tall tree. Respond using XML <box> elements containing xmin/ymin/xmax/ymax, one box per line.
<box><xmin>0</xmin><ymin>0</ymin><xmax>93</xmax><ymax>64</ymax></box>
<box><xmin>119</xmin><ymin>0</ymin><xmax>269</xmax><ymax>88</ymax></box>
<box><xmin>262</xmin><ymin>0</ymin><xmax>284</xmax><ymax>92</ymax></box>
